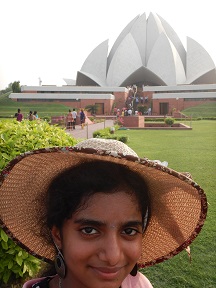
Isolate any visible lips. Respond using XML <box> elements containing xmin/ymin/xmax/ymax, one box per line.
<box><xmin>91</xmin><ymin>266</ymin><xmax>124</xmax><ymax>280</ymax></box>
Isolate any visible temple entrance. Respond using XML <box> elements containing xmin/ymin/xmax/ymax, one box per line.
<box><xmin>160</xmin><ymin>102</ymin><xmax>169</xmax><ymax>115</ymax></box>
<box><xmin>95</xmin><ymin>103</ymin><xmax>104</xmax><ymax>114</ymax></box>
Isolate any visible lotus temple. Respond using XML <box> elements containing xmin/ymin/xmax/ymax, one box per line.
<box><xmin>10</xmin><ymin>12</ymin><xmax>216</xmax><ymax>116</ymax></box>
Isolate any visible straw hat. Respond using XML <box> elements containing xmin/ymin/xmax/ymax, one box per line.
<box><xmin>0</xmin><ymin>138</ymin><xmax>207</xmax><ymax>268</ymax></box>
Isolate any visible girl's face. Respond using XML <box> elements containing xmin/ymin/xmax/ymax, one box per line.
<box><xmin>52</xmin><ymin>191</ymin><xmax>143</xmax><ymax>288</ymax></box>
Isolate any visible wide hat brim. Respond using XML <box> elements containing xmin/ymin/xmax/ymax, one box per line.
<box><xmin>0</xmin><ymin>139</ymin><xmax>207</xmax><ymax>267</ymax></box>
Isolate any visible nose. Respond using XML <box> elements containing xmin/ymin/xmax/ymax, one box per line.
<box><xmin>98</xmin><ymin>233</ymin><xmax>122</xmax><ymax>265</ymax></box>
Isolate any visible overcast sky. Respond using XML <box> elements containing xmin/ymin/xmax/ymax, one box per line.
<box><xmin>0</xmin><ymin>0</ymin><xmax>215</xmax><ymax>89</ymax></box>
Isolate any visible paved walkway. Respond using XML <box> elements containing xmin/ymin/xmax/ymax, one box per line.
<box><xmin>66</xmin><ymin>119</ymin><xmax>114</xmax><ymax>139</ymax></box>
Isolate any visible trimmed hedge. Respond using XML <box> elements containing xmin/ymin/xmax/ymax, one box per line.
<box><xmin>93</xmin><ymin>125</ymin><xmax>128</xmax><ymax>143</ymax></box>
<box><xmin>0</xmin><ymin>119</ymin><xmax>77</xmax><ymax>285</ymax></box>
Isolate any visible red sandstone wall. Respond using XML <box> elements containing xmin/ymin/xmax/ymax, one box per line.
<box><xmin>121</xmin><ymin>116</ymin><xmax>145</xmax><ymax>128</ymax></box>
<box><xmin>152</xmin><ymin>98</ymin><xmax>215</xmax><ymax>115</ymax></box>
<box><xmin>114</xmin><ymin>91</ymin><xmax>128</xmax><ymax>110</ymax></box>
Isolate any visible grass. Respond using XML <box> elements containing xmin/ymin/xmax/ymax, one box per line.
<box><xmin>0</xmin><ymin>92</ymin><xmax>72</xmax><ymax>118</ymax></box>
<box><xmin>182</xmin><ymin>102</ymin><xmax>216</xmax><ymax>118</ymax></box>
<box><xmin>115</xmin><ymin>120</ymin><xmax>216</xmax><ymax>287</ymax></box>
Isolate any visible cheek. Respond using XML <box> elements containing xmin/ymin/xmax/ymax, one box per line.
<box><xmin>126</xmin><ymin>237</ymin><xmax>143</xmax><ymax>261</ymax></box>
<box><xmin>62</xmin><ymin>238</ymin><xmax>96</xmax><ymax>262</ymax></box>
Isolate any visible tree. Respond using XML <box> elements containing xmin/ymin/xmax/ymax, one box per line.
<box><xmin>11</xmin><ymin>81</ymin><xmax>21</xmax><ymax>93</ymax></box>
<box><xmin>137</xmin><ymin>105</ymin><xmax>148</xmax><ymax>115</ymax></box>
<box><xmin>85</xmin><ymin>104</ymin><xmax>99</xmax><ymax>115</ymax></box>
<box><xmin>0</xmin><ymin>83</ymin><xmax>12</xmax><ymax>95</ymax></box>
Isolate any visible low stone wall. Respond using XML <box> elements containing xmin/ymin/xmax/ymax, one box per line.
<box><xmin>121</xmin><ymin>116</ymin><xmax>144</xmax><ymax>128</ymax></box>
<box><xmin>121</xmin><ymin>117</ymin><xmax>191</xmax><ymax>130</ymax></box>
<box><xmin>51</xmin><ymin>116</ymin><xmax>66</xmax><ymax>125</ymax></box>
<box><xmin>145</xmin><ymin>123</ymin><xmax>185</xmax><ymax>127</ymax></box>
<box><xmin>135</xmin><ymin>122</ymin><xmax>192</xmax><ymax>130</ymax></box>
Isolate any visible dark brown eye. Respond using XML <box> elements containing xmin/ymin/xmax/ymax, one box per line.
<box><xmin>82</xmin><ymin>227</ymin><xmax>97</xmax><ymax>234</ymax></box>
<box><xmin>123</xmin><ymin>228</ymin><xmax>137</xmax><ymax>235</ymax></box>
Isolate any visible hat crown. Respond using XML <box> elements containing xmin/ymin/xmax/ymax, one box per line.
<box><xmin>75</xmin><ymin>138</ymin><xmax>138</xmax><ymax>157</ymax></box>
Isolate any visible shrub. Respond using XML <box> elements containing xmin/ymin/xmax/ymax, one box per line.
<box><xmin>92</xmin><ymin>127</ymin><xmax>111</xmax><ymax>138</ymax></box>
<box><xmin>85</xmin><ymin>104</ymin><xmax>99</xmax><ymax>115</ymax></box>
<box><xmin>137</xmin><ymin>105</ymin><xmax>148</xmax><ymax>115</ymax></box>
<box><xmin>41</xmin><ymin>116</ymin><xmax>51</xmax><ymax>122</ymax></box>
<box><xmin>0</xmin><ymin>230</ymin><xmax>40</xmax><ymax>285</ymax></box>
<box><xmin>118</xmin><ymin>135</ymin><xmax>128</xmax><ymax>143</ymax></box>
<box><xmin>164</xmin><ymin>117</ymin><xmax>175</xmax><ymax>126</ymax></box>
<box><xmin>114</xmin><ymin>117</ymin><xmax>124</xmax><ymax>126</ymax></box>
<box><xmin>93</xmin><ymin>126</ymin><xmax>128</xmax><ymax>143</ymax></box>
<box><xmin>104</xmin><ymin>135</ymin><xmax>118</xmax><ymax>140</ymax></box>
<box><xmin>88</xmin><ymin>116</ymin><xmax>95</xmax><ymax>122</ymax></box>
<box><xmin>0</xmin><ymin>119</ymin><xmax>77</xmax><ymax>285</ymax></box>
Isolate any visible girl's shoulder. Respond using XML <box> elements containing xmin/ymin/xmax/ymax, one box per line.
<box><xmin>122</xmin><ymin>272</ymin><xmax>153</xmax><ymax>288</ymax></box>
<box><xmin>23</xmin><ymin>276</ymin><xmax>54</xmax><ymax>288</ymax></box>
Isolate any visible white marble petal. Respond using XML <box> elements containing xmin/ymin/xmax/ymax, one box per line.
<box><xmin>80</xmin><ymin>40</ymin><xmax>108</xmax><ymax>84</ymax></box>
<box><xmin>130</xmin><ymin>13</ymin><xmax>147</xmax><ymax>66</ymax></box>
<box><xmin>157</xmin><ymin>14</ymin><xmax>186</xmax><ymax>70</ymax></box>
<box><xmin>186</xmin><ymin>37</ymin><xmax>216</xmax><ymax>84</ymax></box>
<box><xmin>107</xmin><ymin>33</ymin><xmax>142</xmax><ymax>87</ymax></box>
<box><xmin>147</xmin><ymin>33</ymin><xmax>186</xmax><ymax>85</ymax></box>
<box><xmin>107</xmin><ymin>15</ymin><xmax>140</xmax><ymax>70</ymax></box>
<box><xmin>146</xmin><ymin>13</ymin><xmax>165</xmax><ymax>63</ymax></box>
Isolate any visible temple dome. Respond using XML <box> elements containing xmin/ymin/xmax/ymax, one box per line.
<box><xmin>76</xmin><ymin>12</ymin><xmax>216</xmax><ymax>87</ymax></box>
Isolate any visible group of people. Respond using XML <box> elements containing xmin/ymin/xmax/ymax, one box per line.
<box><xmin>124</xmin><ymin>85</ymin><xmax>151</xmax><ymax>116</ymax></box>
<box><xmin>15</xmin><ymin>107</ymin><xmax>86</xmax><ymax>129</ymax></box>
<box><xmin>66</xmin><ymin>109</ymin><xmax>77</xmax><ymax>131</ymax></box>
<box><xmin>28</xmin><ymin>110</ymin><xmax>39</xmax><ymax>121</ymax></box>
<box><xmin>0</xmin><ymin>138</ymin><xmax>207</xmax><ymax>288</ymax></box>
<box><xmin>15</xmin><ymin>109</ymin><xmax>39</xmax><ymax>121</ymax></box>
<box><xmin>114</xmin><ymin>107</ymin><xmax>140</xmax><ymax>117</ymax></box>
<box><xmin>114</xmin><ymin>106</ymin><xmax>152</xmax><ymax>117</ymax></box>
<box><xmin>66</xmin><ymin>108</ymin><xmax>86</xmax><ymax>130</ymax></box>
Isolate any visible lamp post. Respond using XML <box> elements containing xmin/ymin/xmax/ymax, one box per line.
<box><xmin>76</xmin><ymin>98</ymin><xmax>81</xmax><ymax>109</ymax></box>
<box><xmin>176</xmin><ymin>97</ymin><xmax>179</xmax><ymax>112</ymax></box>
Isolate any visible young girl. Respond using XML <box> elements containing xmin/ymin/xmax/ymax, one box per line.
<box><xmin>0</xmin><ymin>138</ymin><xmax>207</xmax><ymax>288</ymax></box>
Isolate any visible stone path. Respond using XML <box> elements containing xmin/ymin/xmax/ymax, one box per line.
<box><xmin>66</xmin><ymin>119</ymin><xmax>114</xmax><ymax>140</ymax></box>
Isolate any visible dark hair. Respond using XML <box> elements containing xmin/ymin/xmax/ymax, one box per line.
<box><xmin>46</xmin><ymin>160</ymin><xmax>150</xmax><ymax>232</ymax></box>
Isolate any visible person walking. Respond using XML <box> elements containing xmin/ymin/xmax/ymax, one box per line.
<box><xmin>66</xmin><ymin>109</ymin><xmax>74</xmax><ymax>131</ymax></box>
<box><xmin>80</xmin><ymin>108</ymin><xmax>86</xmax><ymax>129</ymax></box>
<box><xmin>16</xmin><ymin>108</ymin><xmax>23</xmax><ymax>122</ymax></box>
<box><xmin>72</xmin><ymin>108</ymin><xmax>77</xmax><ymax>130</ymax></box>
<box><xmin>33</xmin><ymin>111</ymin><xmax>39</xmax><ymax>119</ymax></box>
<box><xmin>28</xmin><ymin>111</ymin><xmax>36</xmax><ymax>121</ymax></box>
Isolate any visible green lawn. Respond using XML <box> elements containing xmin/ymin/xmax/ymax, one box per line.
<box><xmin>182</xmin><ymin>102</ymin><xmax>216</xmax><ymax>118</ymax></box>
<box><xmin>0</xmin><ymin>92</ymin><xmax>72</xmax><ymax>118</ymax></box>
<box><xmin>115</xmin><ymin>120</ymin><xmax>216</xmax><ymax>287</ymax></box>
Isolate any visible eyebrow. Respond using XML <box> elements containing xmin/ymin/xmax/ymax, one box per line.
<box><xmin>74</xmin><ymin>218</ymin><xmax>143</xmax><ymax>228</ymax></box>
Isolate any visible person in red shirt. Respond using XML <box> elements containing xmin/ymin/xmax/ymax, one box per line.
<box><xmin>16</xmin><ymin>108</ymin><xmax>23</xmax><ymax>121</ymax></box>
